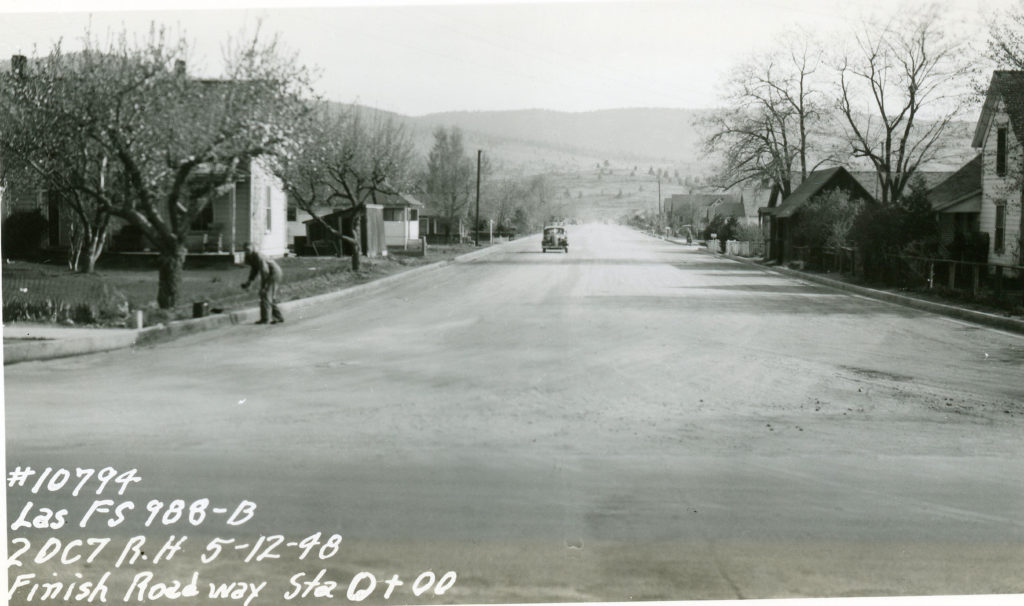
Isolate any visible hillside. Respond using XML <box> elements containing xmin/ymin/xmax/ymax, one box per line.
<box><xmin>410</xmin><ymin>108</ymin><xmax>711</xmax><ymax>165</ymax></box>
<box><xmin>330</xmin><ymin>103</ymin><xmax>712</xmax><ymax>173</ymax></box>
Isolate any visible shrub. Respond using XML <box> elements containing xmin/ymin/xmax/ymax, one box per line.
<box><xmin>732</xmin><ymin>221</ymin><xmax>764</xmax><ymax>243</ymax></box>
<box><xmin>791</xmin><ymin>189</ymin><xmax>863</xmax><ymax>250</ymax></box>
<box><xmin>850</xmin><ymin>175</ymin><xmax>940</xmax><ymax>281</ymax></box>
<box><xmin>1</xmin><ymin>278</ymin><xmax>129</xmax><ymax>325</ymax></box>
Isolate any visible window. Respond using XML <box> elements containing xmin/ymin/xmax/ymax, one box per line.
<box><xmin>997</xmin><ymin>127</ymin><xmax>1007</xmax><ymax>177</ymax></box>
<box><xmin>994</xmin><ymin>201</ymin><xmax>1006</xmax><ymax>253</ymax></box>
<box><xmin>383</xmin><ymin>208</ymin><xmax>403</xmax><ymax>222</ymax></box>
<box><xmin>409</xmin><ymin>209</ymin><xmax>418</xmax><ymax>221</ymax></box>
<box><xmin>287</xmin><ymin>199</ymin><xmax>297</xmax><ymax>222</ymax></box>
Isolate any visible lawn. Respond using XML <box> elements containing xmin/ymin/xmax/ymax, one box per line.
<box><xmin>2</xmin><ymin>243</ymin><xmax>484</xmax><ymax>327</ymax></box>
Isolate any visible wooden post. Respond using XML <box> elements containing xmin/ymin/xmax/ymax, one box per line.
<box><xmin>972</xmin><ymin>265</ymin><xmax>980</xmax><ymax>297</ymax></box>
<box><xmin>995</xmin><ymin>266</ymin><xmax>1004</xmax><ymax>299</ymax></box>
<box><xmin>948</xmin><ymin>261</ymin><xmax>956</xmax><ymax>289</ymax></box>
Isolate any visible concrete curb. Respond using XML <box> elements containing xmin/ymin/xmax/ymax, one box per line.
<box><xmin>137</xmin><ymin>241</ymin><xmax>510</xmax><ymax>346</ymax></box>
<box><xmin>7</xmin><ymin>240</ymin><xmax>515</xmax><ymax>363</ymax></box>
<box><xmin>3</xmin><ymin>330</ymin><xmax>140</xmax><ymax>364</ymax></box>
<box><xmin>688</xmin><ymin>242</ymin><xmax>1024</xmax><ymax>336</ymax></box>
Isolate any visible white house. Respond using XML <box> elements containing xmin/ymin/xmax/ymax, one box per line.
<box><xmin>972</xmin><ymin>70</ymin><xmax>1024</xmax><ymax>266</ymax></box>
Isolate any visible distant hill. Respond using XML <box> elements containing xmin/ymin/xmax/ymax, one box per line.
<box><xmin>329</xmin><ymin>103</ymin><xmax>714</xmax><ymax>174</ymax></box>
<box><xmin>410</xmin><ymin>108</ymin><xmax>712</xmax><ymax>164</ymax></box>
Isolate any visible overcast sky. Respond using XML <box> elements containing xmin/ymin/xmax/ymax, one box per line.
<box><xmin>0</xmin><ymin>0</ymin><xmax>1017</xmax><ymax>115</ymax></box>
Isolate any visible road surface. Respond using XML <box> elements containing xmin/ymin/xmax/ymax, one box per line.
<box><xmin>5</xmin><ymin>224</ymin><xmax>1024</xmax><ymax>603</ymax></box>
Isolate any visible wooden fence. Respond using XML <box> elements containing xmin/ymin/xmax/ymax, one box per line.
<box><xmin>789</xmin><ymin>245</ymin><xmax>1023</xmax><ymax>306</ymax></box>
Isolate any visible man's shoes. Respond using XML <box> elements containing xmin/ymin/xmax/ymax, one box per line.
<box><xmin>271</xmin><ymin>319</ymin><xmax>284</xmax><ymax>324</ymax></box>
<box><xmin>254</xmin><ymin>320</ymin><xmax>269</xmax><ymax>325</ymax></box>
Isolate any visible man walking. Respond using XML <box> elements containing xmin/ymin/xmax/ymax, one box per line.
<box><xmin>241</xmin><ymin>242</ymin><xmax>284</xmax><ymax>324</ymax></box>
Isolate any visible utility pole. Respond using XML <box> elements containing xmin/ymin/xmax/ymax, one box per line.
<box><xmin>475</xmin><ymin>149</ymin><xmax>482</xmax><ymax>247</ymax></box>
<box><xmin>657</xmin><ymin>175</ymin><xmax>662</xmax><ymax>220</ymax></box>
<box><xmin>657</xmin><ymin>174</ymin><xmax>662</xmax><ymax>235</ymax></box>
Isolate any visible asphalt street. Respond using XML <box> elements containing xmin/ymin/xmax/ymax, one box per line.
<box><xmin>5</xmin><ymin>224</ymin><xmax>1024</xmax><ymax>603</ymax></box>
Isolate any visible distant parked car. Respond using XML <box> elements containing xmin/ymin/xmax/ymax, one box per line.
<box><xmin>542</xmin><ymin>225</ymin><xmax>568</xmax><ymax>253</ymax></box>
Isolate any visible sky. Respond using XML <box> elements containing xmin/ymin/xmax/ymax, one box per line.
<box><xmin>0</xmin><ymin>0</ymin><xmax>1018</xmax><ymax>116</ymax></box>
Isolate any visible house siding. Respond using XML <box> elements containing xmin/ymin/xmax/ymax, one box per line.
<box><xmin>209</xmin><ymin>189</ymin><xmax>235</xmax><ymax>252</ymax></box>
<box><xmin>234</xmin><ymin>159</ymin><xmax>287</xmax><ymax>257</ymax></box>
<box><xmin>383</xmin><ymin>207</ymin><xmax>420</xmax><ymax>246</ymax></box>
<box><xmin>980</xmin><ymin>98</ymin><xmax>1024</xmax><ymax>265</ymax></box>
<box><xmin>234</xmin><ymin>179</ymin><xmax>252</xmax><ymax>250</ymax></box>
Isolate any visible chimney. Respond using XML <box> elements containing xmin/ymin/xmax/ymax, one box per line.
<box><xmin>11</xmin><ymin>54</ymin><xmax>27</xmax><ymax>78</ymax></box>
<box><xmin>174</xmin><ymin>59</ymin><xmax>186</xmax><ymax>76</ymax></box>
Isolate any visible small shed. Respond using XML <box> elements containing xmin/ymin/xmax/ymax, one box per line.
<box><xmin>302</xmin><ymin>204</ymin><xmax>386</xmax><ymax>257</ymax></box>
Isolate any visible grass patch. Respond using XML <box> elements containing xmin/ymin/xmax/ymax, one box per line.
<box><xmin>2</xmin><ymin>243</ymin><xmax>487</xmax><ymax>327</ymax></box>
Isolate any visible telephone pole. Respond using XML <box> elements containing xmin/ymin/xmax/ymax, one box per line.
<box><xmin>657</xmin><ymin>174</ymin><xmax>663</xmax><ymax>234</ymax></box>
<box><xmin>475</xmin><ymin>149</ymin><xmax>482</xmax><ymax>247</ymax></box>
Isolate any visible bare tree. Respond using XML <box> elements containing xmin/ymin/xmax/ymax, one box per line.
<box><xmin>836</xmin><ymin>12</ymin><xmax>971</xmax><ymax>204</ymax></box>
<box><xmin>276</xmin><ymin>104</ymin><xmax>414</xmax><ymax>270</ymax></box>
<box><xmin>700</xmin><ymin>33</ymin><xmax>833</xmax><ymax>204</ymax></box>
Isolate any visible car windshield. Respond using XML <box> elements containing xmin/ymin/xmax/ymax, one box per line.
<box><xmin>545</xmin><ymin>228</ymin><xmax>564</xmax><ymax>235</ymax></box>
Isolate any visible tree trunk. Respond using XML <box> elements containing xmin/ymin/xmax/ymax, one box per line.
<box><xmin>68</xmin><ymin>222</ymin><xmax>84</xmax><ymax>272</ymax></box>
<box><xmin>157</xmin><ymin>245</ymin><xmax>188</xmax><ymax>309</ymax></box>
<box><xmin>68</xmin><ymin>243</ymin><xmax>82</xmax><ymax>273</ymax></box>
<box><xmin>83</xmin><ymin>232</ymin><xmax>106</xmax><ymax>274</ymax></box>
<box><xmin>350</xmin><ymin>214</ymin><xmax>362</xmax><ymax>272</ymax></box>
<box><xmin>68</xmin><ymin>213</ymin><xmax>109</xmax><ymax>274</ymax></box>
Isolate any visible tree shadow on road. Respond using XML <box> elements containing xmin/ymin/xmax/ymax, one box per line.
<box><xmin>469</xmin><ymin>257</ymin><xmax>669</xmax><ymax>265</ymax></box>
<box><xmin>580</xmin><ymin>292</ymin><xmax>921</xmax><ymax>317</ymax></box>
<box><xmin>673</xmin><ymin>284</ymin><xmax>844</xmax><ymax>295</ymax></box>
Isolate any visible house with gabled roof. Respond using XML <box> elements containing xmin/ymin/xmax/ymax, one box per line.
<box><xmin>761</xmin><ymin>166</ymin><xmax>875</xmax><ymax>264</ymax></box>
<box><xmin>972</xmin><ymin>70</ymin><xmax>1024</xmax><ymax>266</ymax></box>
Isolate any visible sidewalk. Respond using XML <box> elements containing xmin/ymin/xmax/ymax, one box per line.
<box><xmin>3</xmin><ymin>240</ymin><xmax>509</xmax><ymax>365</ymax></box>
<box><xmin>678</xmin><ymin>239</ymin><xmax>1024</xmax><ymax>336</ymax></box>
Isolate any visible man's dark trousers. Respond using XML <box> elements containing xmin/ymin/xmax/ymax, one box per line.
<box><xmin>260</xmin><ymin>276</ymin><xmax>284</xmax><ymax>323</ymax></box>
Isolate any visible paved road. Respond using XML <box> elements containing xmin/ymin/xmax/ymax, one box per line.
<box><xmin>6</xmin><ymin>224</ymin><xmax>1024</xmax><ymax>603</ymax></box>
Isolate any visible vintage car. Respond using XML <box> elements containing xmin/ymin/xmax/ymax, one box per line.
<box><xmin>541</xmin><ymin>225</ymin><xmax>568</xmax><ymax>253</ymax></box>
